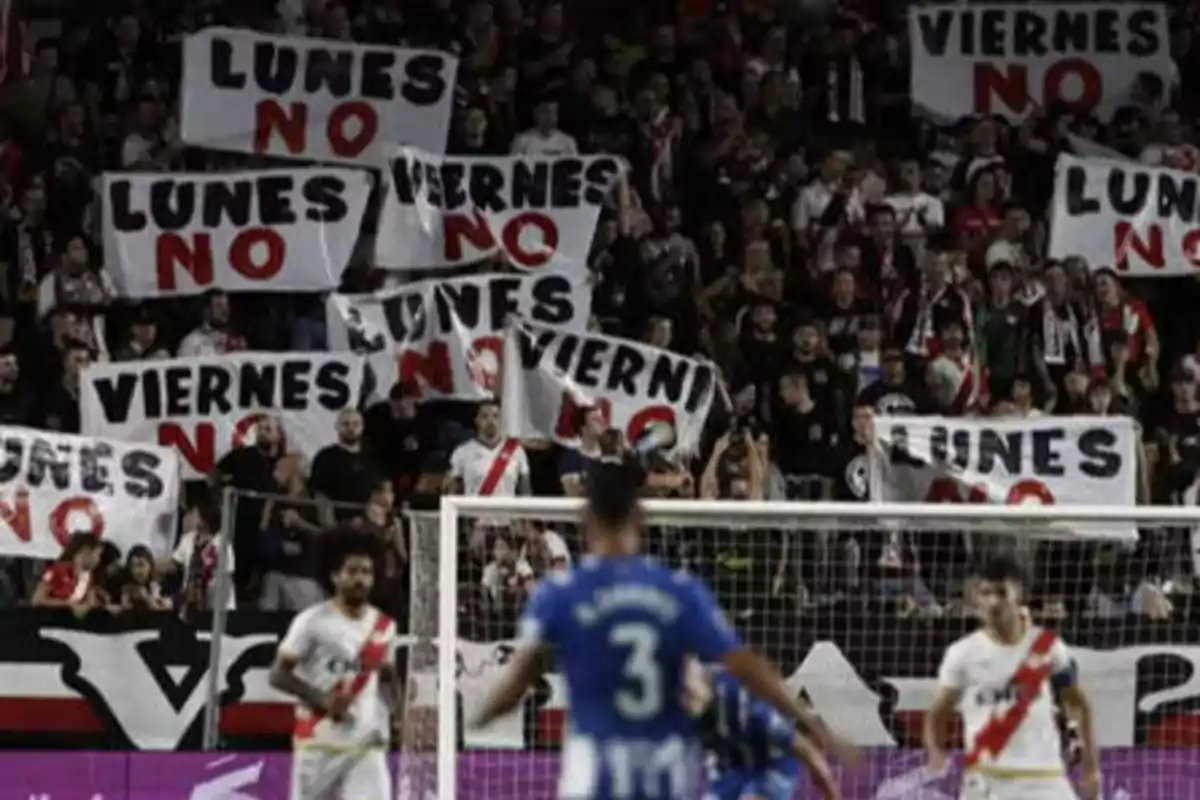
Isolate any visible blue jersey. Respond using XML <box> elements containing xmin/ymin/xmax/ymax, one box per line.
<box><xmin>519</xmin><ymin>555</ymin><xmax>742</xmax><ymax>800</ymax></box>
<box><xmin>699</xmin><ymin>672</ymin><xmax>800</xmax><ymax>800</ymax></box>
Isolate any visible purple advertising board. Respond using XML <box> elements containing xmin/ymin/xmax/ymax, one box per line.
<box><xmin>0</xmin><ymin>749</ymin><xmax>1195</xmax><ymax>799</ymax></box>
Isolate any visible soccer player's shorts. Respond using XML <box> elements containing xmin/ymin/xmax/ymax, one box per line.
<box><xmin>289</xmin><ymin>744</ymin><xmax>391</xmax><ymax>800</ymax></box>
<box><xmin>705</xmin><ymin>759</ymin><xmax>801</xmax><ymax>800</ymax></box>
<box><xmin>962</xmin><ymin>771</ymin><xmax>1078</xmax><ymax>800</ymax></box>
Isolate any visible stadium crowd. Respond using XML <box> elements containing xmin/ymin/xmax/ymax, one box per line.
<box><xmin>0</xmin><ymin>0</ymin><xmax>1193</xmax><ymax>638</ymax></box>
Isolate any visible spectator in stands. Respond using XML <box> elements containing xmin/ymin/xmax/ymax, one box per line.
<box><xmin>259</xmin><ymin>453</ymin><xmax>324</xmax><ymax>612</ymax></box>
<box><xmin>363</xmin><ymin>380</ymin><xmax>437</xmax><ymax>498</ymax></box>
<box><xmin>557</xmin><ymin>405</ymin><xmax>605</xmax><ymax>496</ymax></box>
<box><xmin>352</xmin><ymin>478</ymin><xmax>407</xmax><ymax>614</ymax></box>
<box><xmin>41</xmin><ymin>339</ymin><xmax>90</xmax><ymax>433</ymax></box>
<box><xmin>177</xmin><ymin>289</ymin><xmax>239</xmax><ymax>357</ymax></box>
<box><xmin>480</xmin><ymin>532</ymin><xmax>534</xmax><ymax>613</ymax></box>
<box><xmin>447</xmin><ymin>400</ymin><xmax>531</xmax><ymax>497</ymax></box>
<box><xmin>119</xmin><ymin>545</ymin><xmax>171</xmax><ymax>612</ymax></box>
<box><xmin>310</xmin><ymin>408</ymin><xmax>377</xmax><ymax>524</ymax></box>
<box><xmin>167</xmin><ymin>505</ymin><xmax>235</xmax><ymax>617</ymax></box>
<box><xmin>0</xmin><ymin>345</ymin><xmax>34</xmax><ymax>425</ymax></box>
<box><xmin>511</xmin><ymin>97</ymin><xmax>577</xmax><ymax>156</ymax></box>
<box><xmin>31</xmin><ymin>532</ymin><xmax>101</xmax><ymax>614</ymax></box>
<box><xmin>111</xmin><ymin>305</ymin><xmax>168</xmax><ymax>362</ymax></box>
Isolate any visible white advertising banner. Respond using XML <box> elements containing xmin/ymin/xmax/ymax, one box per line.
<box><xmin>101</xmin><ymin>169</ymin><xmax>372</xmax><ymax>297</ymax></box>
<box><xmin>181</xmin><ymin>28</ymin><xmax>458</xmax><ymax>163</ymax></box>
<box><xmin>869</xmin><ymin>414</ymin><xmax>1138</xmax><ymax>541</ymax></box>
<box><xmin>500</xmin><ymin>320</ymin><xmax>717</xmax><ymax>453</ymax></box>
<box><xmin>327</xmin><ymin>272</ymin><xmax>591</xmax><ymax>401</ymax></box>
<box><xmin>375</xmin><ymin>148</ymin><xmax>623</xmax><ymax>271</ymax></box>
<box><xmin>0</xmin><ymin>426</ymin><xmax>179</xmax><ymax>560</ymax></box>
<box><xmin>80</xmin><ymin>352</ymin><xmax>365</xmax><ymax>480</ymax></box>
<box><xmin>1050</xmin><ymin>153</ymin><xmax>1200</xmax><ymax>277</ymax></box>
<box><xmin>909</xmin><ymin>4</ymin><xmax>1173</xmax><ymax>121</ymax></box>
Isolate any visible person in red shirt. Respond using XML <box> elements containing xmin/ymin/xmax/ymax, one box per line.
<box><xmin>954</xmin><ymin>166</ymin><xmax>1005</xmax><ymax>255</ymax></box>
<box><xmin>31</xmin><ymin>532</ymin><xmax>101</xmax><ymax>613</ymax></box>
<box><xmin>1094</xmin><ymin>268</ymin><xmax>1160</xmax><ymax>391</ymax></box>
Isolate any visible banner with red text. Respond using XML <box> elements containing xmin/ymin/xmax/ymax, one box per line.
<box><xmin>0</xmin><ymin>426</ymin><xmax>179</xmax><ymax>560</ymax></box>
<box><xmin>181</xmin><ymin>28</ymin><xmax>458</xmax><ymax>163</ymax></box>
<box><xmin>501</xmin><ymin>320</ymin><xmax>716</xmax><ymax>453</ymax></box>
<box><xmin>1049</xmin><ymin>153</ymin><xmax>1200</xmax><ymax>276</ymax></box>
<box><xmin>869</xmin><ymin>414</ymin><xmax>1137</xmax><ymax>541</ymax></box>
<box><xmin>79</xmin><ymin>352</ymin><xmax>365</xmax><ymax>480</ymax></box>
<box><xmin>909</xmin><ymin>4</ymin><xmax>1173</xmax><ymax>121</ymax></box>
<box><xmin>101</xmin><ymin>169</ymin><xmax>371</xmax><ymax>297</ymax></box>
<box><xmin>327</xmin><ymin>272</ymin><xmax>591</xmax><ymax>401</ymax></box>
<box><xmin>375</xmin><ymin>148</ymin><xmax>623</xmax><ymax>272</ymax></box>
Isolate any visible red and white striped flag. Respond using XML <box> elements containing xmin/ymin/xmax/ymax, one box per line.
<box><xmin>0</xmin><ymin>0</ymin><xmax>30</xmax><ymax>86</ymax></box>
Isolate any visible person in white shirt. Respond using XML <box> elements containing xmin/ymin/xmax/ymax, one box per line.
<box><xmin>791</xmin><ymin>150</ymin><xmax>864</xmax><ymax>245</ymax></box>
<box><xmin>923</xmin><ymin>558</ymin><xmax>1099</xmax><ymax>800</ymax></box>
<box><xmin>885</xmin><ymin>158</ymin><xmax>945</xmax><ymax>237</ymax></box>
<box><xmin>511</xmin><ymin>98</ymin><xmax>578</xmax><ymax>156</ymax></box>
<box><xmin>447</xmin><ymin>400</ymin><xmax>531</xmax><ymax>497</ymax></box>
<box><xmin>1139</xmin><ymin>108</ymin><xmax>1199</xmax><ymax>172</ymax></box>
<box><xmin>178</xmin><ymin>289</ymin><xmax>238</xmax><ymax>357</ymax></box>
<box><xmin>271</xmin><ymin>531</ymin><xmax>400</xmax><ymax>800</ymax></box>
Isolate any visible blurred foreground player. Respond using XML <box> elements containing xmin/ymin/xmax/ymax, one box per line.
<box><xmin>475</xmin><ymin>459</ymin><xmax>855</xmax><ymax>799</ymax></box>
<box><xmin>270</xmin><ymin>531</ymin><xmax>402</xmax><ymax>800</ymax></box>
<box><xmin>923</xmin><ymin>558</ymin><xmax>1099</xmax><ymax>800</ymax></box>
<box><xmin>681</xmin><ymin>660</ymin><xmax>840</xmax><ymax>800</ymax></box>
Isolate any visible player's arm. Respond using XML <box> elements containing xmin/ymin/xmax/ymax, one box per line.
<box><xmin>269</xmin><ymin>615</ymin><xmax>342</xmax><ymax>720</ymax></box>
<box><xmin>681</xmin><ymin>575</ymin><xmax>855</xmax><ymax>761</ymax></box>
<box><xmin>1053</xmin><ymin>642</ymin><xmax>1100</xmax><ymax>797</ymax></box>
<box><xmin>792</xmin><ymin>731</ymin><xmax>841</xmax><ymax>800</ymax></box>
<box><xmin>473</xmin><ymin>579</ymin><xmax>559</xmax><ymax>729</ymax></box>
<box><xmin>923</xmin><ymin>643</ymin><xmax>965</xmax><ymax>774</ymax></box>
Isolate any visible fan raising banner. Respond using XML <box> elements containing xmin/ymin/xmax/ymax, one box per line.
<box><xmin>101</xmin><ymin>169</ymin><xmax>372</xmax><ymax>297</ymax></box>
<box><xmin>909</xmin><ymin>4</ymin><xmax>1172</xmax><ymax>120</ymax></box>
<box><xmin>869</xmin><ymin>415</ymin><xmax>1138</xmax><ymax>541</ymax></box>
<box><xmin>501</xmin><ymin>320</ymin><xmax>717</xmax><ymax>453</ymax></box>
<box><xmin>79</xmin><ymin>353</ymin><xmax>366</xmax><ymax>480</ymax></box>
<box><xmin>1050</xmin><ymin>153</ymin><xmax>1200</xmax><ymax>277</ymax></box>
<box><xmin>0</xmin><ymin>426</ymin><xmax>179</xmax><ymax>560</ymax></box>
<box><xmin>181</xmin><ymin>28</ymin><xmax>458</xmax><ymax>163</ymax></box>
<box><xmin>328</xmin><ymin>271</ymin><xmax>590</xmax><ymax>401</ymax></box>
<box><xmin>375</xmin><ymin>148</ymin><xmax>623</xmax><ymax>271</ymax></box>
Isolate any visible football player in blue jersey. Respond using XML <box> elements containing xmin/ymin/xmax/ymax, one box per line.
<box><xmin>681</xmin><ymin>659</ymin><xmax>841</xmax><ymax>800</ymax></box>
<box><xmin>474</xmin><ymin>459</ymin><xmax>855</xmax><ymax>799</ymax></box>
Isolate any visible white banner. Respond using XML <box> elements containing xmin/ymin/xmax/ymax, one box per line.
<box><xmin>80</xmin><ymin>352</ymin><xmax>365</xmax><ymax>480</ymax></box>
<box><xmin>101</xmin><ymin>169</ymin><xmax>371</xmax><ymax>297</ymax></box>
<box><xmin>375</xmin><ymin>148</ymin><xmax>623</xmax><ymax>271</ymax></box>
<box><xmin>909</xmin><ymin>4</ymin><xmax>1172</xmax><ymax>121</ymax></box>
<box><xmin>501</xmin><ymin>320</ymin><xmax>716</xmax><ymax>453</ymax></box>
<box><xmin>869</xmin><ymin>415</ymin><xmax>1138</xmax><ymax>541</ymax></box>
<box><xmin>327</xmin><ymin>272</ymin><xmax>590</xmax><ymax>401</ymax></box>
<box><xmin>181</xmin><ymin>28</ymin><xmax>458</xmax><ymax>163</ymax></box>
<box><xmin>1050</xmin><ymin>153</ymin><xmax>1200</xmax><ymax>277</ymax></box>
<box><xmin>0</xmin><ymin>426</ymin><xmax>179</xmax><ymax>560</ymax></box>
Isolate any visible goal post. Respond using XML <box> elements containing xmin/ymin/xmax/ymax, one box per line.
<box><xmin>412</xmin><ymin>496</ymin><xmax>1200</xmax><ymax>800</ymax></box>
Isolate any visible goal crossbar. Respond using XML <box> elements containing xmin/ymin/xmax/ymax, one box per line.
<box><xmin>432</xmin><ymin>496</ymin><xmax>1200</xmax><ymax>798</ymax></box>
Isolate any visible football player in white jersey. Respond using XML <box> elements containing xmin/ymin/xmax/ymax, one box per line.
<box><xmin>922</xmin><ymin>558</ymin><xmax>1100</xmax><ymax>800</ymax></box>
<box><xmin>270</xmin><ymin>530</ymin><xmax>401</xmax><ymax>800</ymax></box>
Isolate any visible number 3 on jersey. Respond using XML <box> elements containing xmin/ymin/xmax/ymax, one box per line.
<box><xmin>610</xmin><ymin>623</ymin><xmax>662</xmax><ymax>720</ymax></box>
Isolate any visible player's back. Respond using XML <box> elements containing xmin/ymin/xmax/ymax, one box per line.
<box><xmin>522</xmin><ymin>554</ymin><xmax>741</xmax><ymax>799</ymax></box>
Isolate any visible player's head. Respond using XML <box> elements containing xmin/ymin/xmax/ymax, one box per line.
<box><xmin>583</xmin><ymin>458</ymin><xmax>645</xmax><ymax>555</ymax></box>
<box><xmin>324</xmin><ymin>528</ymin><xmax>380</xmax><ymax>605</ymax></box>
<box><xmin>977</xmin><ymin>556</ymin><xmax>1026</xmax><ymax>626</ymax></box>
<box><xmin>680</xmin><ymin>657</ymin><xmax>714</xmax><ymax>719</ymax></box>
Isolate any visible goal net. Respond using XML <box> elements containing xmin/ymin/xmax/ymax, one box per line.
<box><xmin>401</xmin><ymin>497</ymin><xmax>1200</xmax><ymax>800</ymax></box>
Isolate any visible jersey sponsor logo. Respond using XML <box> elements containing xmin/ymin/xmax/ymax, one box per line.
<box><xmin>0</xmin><ymin>611</ymin><xmax>1198</xmax><ymax>751</ymax></box>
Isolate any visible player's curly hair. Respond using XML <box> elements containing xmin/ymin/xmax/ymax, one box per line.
<box><xmin>320</xmin><ymin>526</ymin><xmax>383</xmax><ymax>589</ymax></box>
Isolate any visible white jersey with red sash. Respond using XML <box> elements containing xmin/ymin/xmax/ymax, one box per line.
<box><xmin>278</xmin><ymin>601</ymin><xmax>396</xmax><ymax>750</ymax></box>
<box><xmin>450</xmin><ymin>437</ymin><xmax>529</xmax><ymax>496</ymax></box>
<box><xmin>937</xmin><ymin>625</ymin><xmax>1075</xmax><ymax>779</ymax></box>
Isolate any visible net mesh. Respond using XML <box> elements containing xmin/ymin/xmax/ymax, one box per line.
<box><xmin>408</xmin><ymin>503</ymin><xmax>1200</xmax><ymax>800</ymax></box>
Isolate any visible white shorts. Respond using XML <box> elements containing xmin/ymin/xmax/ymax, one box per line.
<box><xmin>290</xmin><ymin>746</ymin><xmax>391</xmax><ymax>800</ymax></box>
<box><xmin>962</xmin><ymin>771</ymin><xmax>1078</xmax><ymax>800</ymax></box>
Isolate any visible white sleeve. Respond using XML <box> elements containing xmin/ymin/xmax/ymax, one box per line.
<box><xmin>172</xmin><ymin>531</ymin><xmax>194</xmax><ymax>566</ymax></box>
<box><xmin>925</xmin><ymin>198</ymin><xmax>945</xmax><ymax>230</ymax></box>
<box><xmin>936</xmin><ymin>642</ymin><xmax>967</xmax><ymax>690</ymax></box>
<box><xmin>515</xmin><ymin>447</ymin><xmax>531</xmax><ymax>478</ymax></box>
<box><xmin>449</xmin><ymin>444</ymin><xmax>466</xmax><ymax>479</ymax></box>
<box><xmin>1049</xmin><ymin>637</ymin><xmax>1077</xmax><ymax>682</ymax></box>
<box><xmin>278</xmin><ymin>609</ymin><xmax>314</xmax><ymax>661</ymax></box>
